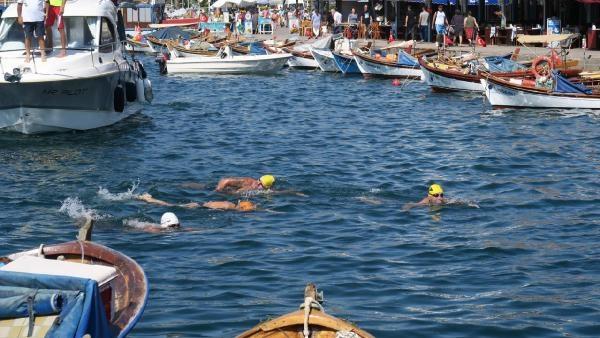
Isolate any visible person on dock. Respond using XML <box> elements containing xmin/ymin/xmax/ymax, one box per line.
<box><xmin>418</xmin><ymin>6</ymin><xmax>430</xmax><ymax>42</ymax></box>
<box><xmin>17</xmin><ymin>0</ymin><xmax>47</xmax><ymax>62</ymax></box>
<box><xmin>311</xmin><ymin>10</ymin><xmax>321</xmax><ymax>37</ymax></box>
<box><xmin>215</xmin><ymin>175</ymin><xmax>275</xmax><ymax>194</ymax></box>
<box><xmin>404</xmin><ymin>5</ymin><xmax>417</xmax><ymax>41</ymax></box>
<box><xmin>450</xmin><ymin>9</ymin><xmax>464</xmax><ymax>45</ymax></box>
<box><xmin>45</xmin><ymin>0</ymin><xmax>67</xmax><ymax>57</ymax></box>
<box><xmin>402</xmin><ymin>184</ymin><xmax>447</xmax><ymax>210</ymax></box>
<box><xmin>431</xmin><ymin>5</ymin><xmax>448</xmax><ymax>47</ymax></box>
<box><xmin>136</xmin><ymin>193</ymin><xmax>256</xmax><ymax>212</ymax></box>
<box><xmin>464</xmin><ymin>11</ymin><xmax>479</xmax><ymax>47</ymax></box>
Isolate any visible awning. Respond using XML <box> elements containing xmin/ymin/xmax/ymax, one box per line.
<box><xmin>431</xmin><ymin>0</ymin><xmax>449</xmax><ymax>4</ymax></box>
<box><xmin>485</xmin><ymin>0</ymin><xmax>498</xmax><ymax>4</ymax></box>
<box><xmin>516</xmin><ymin>33</ymin><xmax>579</xmax><ymax>44</ymax></box>
<box><xmin>575</xmin><ymin>0</ymin><xmax>600</xmax><ymax>3</ymax></box>
<box><xmin>468</xmin><ymin>0</ymin><xmax>478</xmax><ymax>4</ymax></box>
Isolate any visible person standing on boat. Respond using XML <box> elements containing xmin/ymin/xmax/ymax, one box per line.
<box><xmin>418</xmin><ymin>6</ymin><xmax>430</xmax><ymax>42</ymax></box>
<box><xmin>464</xmin><ymin>11</ymin><xmax>479</xmax><ymax>47</ymax></box>
<box><xmin>404</xmin><ymin>5</ymin><xmax>417</xmax><ymax>42</ymax></box>
<box><xmin>45</xmin><ymin>0</ymin><xmax>67</xmax><ymax>57</ymax></box>
<box><xmin>431</xmin><ymin>5</ymin><xmax>448</xmax><ymax>47</ymax></box>
<box><xmin>215</xmin><ymin>175</ymin><xmax>275</xmax><ymax>194</ymax></box>
<box><xmin>17</xmin><ymin>0</ymin><xmax>47</xmax><ymax>62</ymax></box>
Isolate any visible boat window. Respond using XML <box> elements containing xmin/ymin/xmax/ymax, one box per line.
<box><xmin>0</xmin><ymin>18</ymin><xmax>26</xmax><ymax>51</ymax></box>
<box><xmin>99</xmin><ymin>17</ymin><xmax>116</xmax><ymax>53</ymax></box>
<box><xmin>62</xmin><ymin>17</ymin><xmax>97</xmax><ymax>49</ymax></box>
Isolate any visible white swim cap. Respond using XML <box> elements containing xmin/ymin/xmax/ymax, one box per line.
<box><xmin>160</xmin><ymin>212</ymin><xmax>179</xmax><ymax>228</ymax></box>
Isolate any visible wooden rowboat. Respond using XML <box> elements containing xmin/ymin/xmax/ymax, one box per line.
<box><xmin>237</xmin><ymin>283</ymin><xmax>374</xmax><ymax>338</ymax></box>
<box><xmin>0</xmin><ymin>219</ymin><xmax>148</xmax><ymax>337</ymax></box>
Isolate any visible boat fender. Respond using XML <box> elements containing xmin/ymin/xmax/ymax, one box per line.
<box><xmin>143</xmin><ymin>78</ymin><xmax>153</xmax><ymax>103</ymax></box>
<box><xmin>114</xmin><ymin>84</ymin><xmax>125</xmax><ymax>112</ymax></box>
<box><xmin>136</xmin><ymin>78</ymin><xmax>145</xmax><ymax>103</ymax></box>
<box><xmin>532</xmin><ymin>56</ymin><xmax>553</xmax><ymax>78</ymax></box>
<box><xmin>137</xmin><ymin>61</ymin><xmax>147</xmax><ymax>79</ymax></box>
<box><xmin>125</xmin><ymin>81</ymin><xmax>137</xmax><ymax>102</ymax></box>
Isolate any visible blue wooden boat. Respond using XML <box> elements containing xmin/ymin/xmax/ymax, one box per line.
<box><xmin>332</xmin><ymin>51</ymin><xmax>361</xmax><ymax>74</ymax></box>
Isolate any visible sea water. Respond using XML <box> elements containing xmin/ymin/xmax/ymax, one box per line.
<box><xmin>0</xmin><ymin>56</ymin><xmax>599</xmax><ymax>337</ymax></box>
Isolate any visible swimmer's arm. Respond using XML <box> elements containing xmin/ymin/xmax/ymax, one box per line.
<box><xmin>202</xmin><ymin>201</ymin><xmax>237</xmax><ymax>210</ymax></box>
<box><xmin>270</xmin><ymin>189</ymin><xmax>308</xmax><ymax>197</ymax></box>
<box><xmin>136</xmin><ymin>193</ymin><xmax>175</xmax><ymax>207</ymax></box>
<box><xmin>215</xmin><ymin>178</ymin><xmax>245</xmax><ymax>192</ymax></box>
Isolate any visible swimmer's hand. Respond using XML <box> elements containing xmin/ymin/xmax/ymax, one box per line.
<box><xmin>137</xmin><ymin>193</ymin><xmax>153</xmax><ymax>201</ymax></box>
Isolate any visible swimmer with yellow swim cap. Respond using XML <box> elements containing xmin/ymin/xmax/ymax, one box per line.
<box><xmin>418</xmin><ymin>184</ymin><xmax>447</xmax><ymax>206</ymax></box>
<box><xmin>402</xmin><ymin>183</ymin><xmax>447</xmax><ymax>210</ymax></box>
<box><xmin>215</xmin><ymin>174</ymin><xmax>276</xmax><ymax>194</ymax></box>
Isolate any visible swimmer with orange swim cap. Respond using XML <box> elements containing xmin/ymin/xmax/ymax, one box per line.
<box><xmin>136</xmin><ymin>193</ymin><xmax>256</xmax><ymax>212</ymax></box>
<box><xmin>215</xmin><ymin>174</ymin><xmax>275</xmax><ymax>194</ymax></box>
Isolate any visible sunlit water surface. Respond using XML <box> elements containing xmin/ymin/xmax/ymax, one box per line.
<box><xmin>1</xmin><ymin>56</ymin><xmax>599</xmax><ymax>337</ymax></box>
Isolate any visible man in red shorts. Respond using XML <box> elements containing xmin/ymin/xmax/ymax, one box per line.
<box><xmin>45</xmin><ymin>0</ymin><xmax>67</xmax><ymax>57</ymax></box>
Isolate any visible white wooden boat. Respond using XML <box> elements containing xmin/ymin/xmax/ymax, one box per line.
<box><xmin>163</xmin><ymin>46</ymin><xmax>291</xmax><ymax>74</ymax></box>
<box><xmin>354</xmin><ymin>49</ymin><xmax>423</xmax><ymax>79</ymax></box>
<box><xmin>419</xmin><ymin>57</ymin><xmax>484</xmax><ymax>92</ymax></box>
<box><xmin>309</xmin><ymin>47</ymin><xmax>339</xmax><ymax>72</ymax></box>
<box><xmin>125</xmin><ymin>38</ymin><xmax>156</xmax><ymax>53</ymax></box>
<box><xmin>481</xmin><ymin>71</ymin><xmax>600</xmax><ymax>109</ymax></box>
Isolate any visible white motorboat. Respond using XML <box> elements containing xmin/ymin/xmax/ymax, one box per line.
<box><xmin>0</xmin><ymin>0</ymin><xmax>152</xmax><ymax>134</ymax></box>
<box><xmin>309</xmin><ymin>47</ymin><xmax>338</xmax><ymax>72</ymax></box>
<box><xmin>163</xmin><ymin>45</ymin><xmax>291</xmax><ymax>74</ymax></box>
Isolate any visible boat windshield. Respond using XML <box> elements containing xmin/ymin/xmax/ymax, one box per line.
<box><xmin>0</xmin><ymin>16</ymin><xmax>97</xmax><ymax>51</ymax></box>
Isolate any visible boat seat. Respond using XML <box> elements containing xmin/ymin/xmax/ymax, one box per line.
<box><xmin>0</xmin><ymin>315</ymin><xmax>58</xmax><ymax>338</ymax></box>
<box><xmin>0</xmin><ymin>255</ymin><xmax>117</xmax><ymax>287</ymax></box>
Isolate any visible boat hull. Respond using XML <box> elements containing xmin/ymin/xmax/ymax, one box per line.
<box><xmin>482</xmin><ymin>77</ymin><xmax>600</xmax><ymax>109</ymax></box>
<box><xmin>332</xmin><ymin>52</ymin><xmax>360</xmax><ymax>74</ymax></box>
<box><xmin>166</xmin><ymin>54</ymin><xmax>291</xmax><ymax>74</ymax></box>
<box><xmin>287</xmin><ymin>55</ymin><xmax>319</xmax><ymax>69</ymax></box>
<box><xmin>310</xmin><ymin>47</ymin><xmax>338</xmax><ymax>72</ymax></box>
<box><xmin>354</xmin><ymin>54</ymin><xmax>423</xmax><ymax>79</ymax></box>
<box><xmin>421</xmin><ymin>64</ymin><xmax>483</xmax><ymax>92</ymax></box>
<box><xmin>0</xmin><ymin>74</ymin><xmax>141</xmax><ymax>134</ymax></box>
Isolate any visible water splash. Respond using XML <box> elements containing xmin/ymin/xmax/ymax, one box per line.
<box><xmin>59</xmin><ymin>197</ymin><xmax>107</xmax><ymax>220</ymax></box>
<box><xmin>123</xmin><ymin>219</ymin><xmax>157</xmax><ymax>229</ymax></box>
<box><xmin>446</xmin><ymin>198</ymin><xmax>480</xmax><ymax>208</ymax></box>
<box><xmin>98</xmin><ymin>179</ymin><xmax>140</xmax><ymax>201</ymax></box>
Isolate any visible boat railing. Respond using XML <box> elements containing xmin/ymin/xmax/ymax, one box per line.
<box><xmin>0</xmin><ymin>41</ymin><xmax>128</xmax><ymax>76</ymax></box>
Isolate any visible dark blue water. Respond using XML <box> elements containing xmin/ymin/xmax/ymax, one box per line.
<box><xmin>1</xmin><ymin>56</ymin><xmax>599</xmax><ymax>337</ymax></box>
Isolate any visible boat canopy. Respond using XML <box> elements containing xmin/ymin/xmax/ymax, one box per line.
<box><xmin>2</xmin><ymin>0</ymin><xmax>117</xmax><ymax>19</ymax></box>
<box><xmin>484</xmin><ymin>56</ymin><xmax>526</xmax><ymax>73</ymax></box>
<box><xmin>147</xmin><ymin>26</ymin><xmax>195</xmax><ymax>40</ymax></box>
<box><xmin>553</xmin><ymin>70</ymin><xmax>592</xmax><ymax>95</ymax></box>
<box><xmin>516</xmin><ymin>34</ymin><xmax>579</xmax><ymax>44</ymax></box>
<box><xmin>0</xmin><ymin>270</ymin><xmax>111</xmax><ymax>337</ymax></box>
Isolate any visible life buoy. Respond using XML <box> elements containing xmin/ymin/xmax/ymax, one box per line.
<box><xmin>532</xmin><ymin>56</ymin><xmax>553</xmax><ymax>78</ymax></box>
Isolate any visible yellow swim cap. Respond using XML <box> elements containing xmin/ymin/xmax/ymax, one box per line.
<box><xmin>259</xmin><ymin>175</ymin><xmax>275</xmax><ymax>189</ymax></box>
<box><xmin>428</xmin><ymin>184</ymin><xmax>444</xmax><ymax>196</ymax></box>
<box><xmin>238</xmin><ymin>201</ymin><xmax>256</xmax><ymax>211</ymax></box>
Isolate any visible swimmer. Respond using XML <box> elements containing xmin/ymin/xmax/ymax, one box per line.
<box><xmin>136</xmin><ymin>193</ymin><xmax>256</xmax><ymax>212</ymax></box>
<box><xmin>125</xmin><ymin>212</ymin><xmax>181</xmax><ymax>233</ymax></box>
<box><xmin>403</xmin><ymin>184</ymin><xmax>447</xmax><ymax>210</ymax></box>
<box><xmin>215</xmin><ymin>175</ymin><xmax>275</xmax><ymax>194</ymax></box>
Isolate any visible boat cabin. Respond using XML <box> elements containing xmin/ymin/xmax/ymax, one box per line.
<box><xmin>0</xmin><ymin>0</ymin><xmax>122</xmax><ymax>54</ymax></box>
